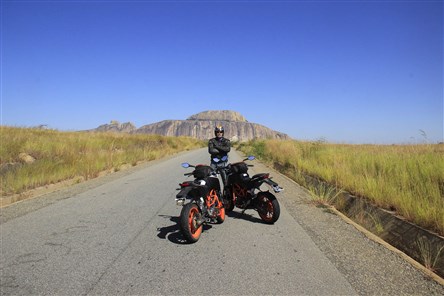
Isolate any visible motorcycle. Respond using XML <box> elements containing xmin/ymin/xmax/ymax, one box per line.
<box><xmin>223</xmin><ymin>156</ymin><xmax>283</xmax><ymax>224</ymax></box>
<box><xmin>175</xmin><ymin>162</ymin><xmax>225</xmax><ymax>243</ymax></box>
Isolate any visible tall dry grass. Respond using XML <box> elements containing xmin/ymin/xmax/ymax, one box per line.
<box><xmin>0</xmin><ymin>126</ymin><xmax>205</xmax><ymax>196</ymax></box>
<box><xmin>238</xmin><ymin>139</ymin><xmax>444</xmax><ymax>236</ymax></box>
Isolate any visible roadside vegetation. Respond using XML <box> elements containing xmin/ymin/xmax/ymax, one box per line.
<box><xmin>0</xmin><ymin>126</ymin><xmax>205</xmax><ymax>196</ymax></box>
<box><xmin>2</xmin><ymin>126</ymin><xmax>443</xmax><ymax>237</ymax></box>
<box><xmin>237</xmin><ymin>139</ymin><xmax>444</xmax><ymax>236</ymax></box>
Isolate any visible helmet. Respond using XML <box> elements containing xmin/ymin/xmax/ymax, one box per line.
<box><xmin>214</xmin><ymin>125</ymin><xmax>224</xmax><ymax>137</ymax></box>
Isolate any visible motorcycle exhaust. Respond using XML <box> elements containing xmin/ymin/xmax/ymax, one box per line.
<box><xmin>272</xmin><ymin>184</ymin><xmax>283</xmax><ymax>193</ymax></box>
<box><xmin>264</xmin><ymin>178</ymin><xmax>284</xmax><ymax>193</ymax></box>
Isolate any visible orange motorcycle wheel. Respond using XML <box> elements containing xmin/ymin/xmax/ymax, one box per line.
<box><xmin>257</xmin><ymin>192</ymin><xmax>280</xmax><ymax>224</ymax></box>
<box><xmin>180</xmin><ymin>203</ymin><xmax>203</xmax><ymax>243</ymax></box>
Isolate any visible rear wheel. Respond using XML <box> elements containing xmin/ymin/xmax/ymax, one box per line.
<box><xmin>257</xmin><ymin>192</ymin><xmax>280</xmax><ymax>224</ymax></box>
<box><xmin>179</xmin><ymin>203</ymin><xmax>203</xmax><ymax>243</ymax></box>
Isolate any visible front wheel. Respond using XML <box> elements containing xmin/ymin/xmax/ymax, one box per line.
<box><xmin>179</xmin><ymin>203</ymin><xmax>203</xmax><ymax>243</ymax></box>
<box><xmin>256</xmin><ymin>192</ymin><xmax>280</xmax><ymax>224</ymax></box>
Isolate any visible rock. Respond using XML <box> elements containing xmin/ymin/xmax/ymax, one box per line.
<box><xmin>88</xmin><ymin>110</ymin><xmax>290</xmax><ymax>142</ymax></box>
<box><xmin>187</xmin><ymin>110</ymin><xmax>248</xmax><ymax>122</ymax></box>
<box><xmin>18</xmin><ymin>153</ymin><xmax>35</xmax><ymax>164</ymax></box>
<box><xmin>0</xmin><ymin>162</ymin><xmax>22</xmax><ymax>174</ymax></box>
<box><xmin>135</xmin><ymin>111</ymin><xmax>290</xmax><ymax>142</ymax></box>
<box><xmin>94</xmin><ymin>121</ymin><xmax>136</xmax><ymax>133</ymax></box>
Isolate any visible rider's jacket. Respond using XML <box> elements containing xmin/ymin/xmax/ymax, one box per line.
<box><xmin>208</xmin><ymin>137</ymin><xmax>231</xmax><ymax>160</ymax></box>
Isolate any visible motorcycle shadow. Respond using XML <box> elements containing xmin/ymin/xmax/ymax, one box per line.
<box><xmin>156</xmin><ymin>215</ymin><xmax>213</xmax><ymax>245</ymax></box>
<box><xmin>226</xmin><ymin>210</ymin><xmax>266</xmax><ymax>224</ymax></box>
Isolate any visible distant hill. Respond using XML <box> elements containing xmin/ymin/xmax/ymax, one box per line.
<box><xmin>93</xmin><ymin>120</ymin><xmax>137</xmax><ymax>133</ymax></box>
<box><xmin>88</xmin><ymin>110</ymin><xmax>290</xmax><ymax>142</ymax></box>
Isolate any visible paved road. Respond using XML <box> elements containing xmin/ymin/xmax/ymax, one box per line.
<box><xmin>1</xmin><ymin>148</ymin><xmax>443</xmax><ymax>295</ymax></box>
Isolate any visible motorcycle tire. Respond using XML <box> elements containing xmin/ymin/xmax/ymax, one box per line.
<box><xmin>257</xmin><ymin>192</ymin><xmax>280</xmax><ymax>224</ymax></box>
<box><xmin>223</xmin><ymin>188</ymin><xmax>235</xmax><ymax>212</ymax></box>
<box><xmin>179</xmin><ymin>203</ymin><xmax>203</xmax><ymax>243</ymax></box>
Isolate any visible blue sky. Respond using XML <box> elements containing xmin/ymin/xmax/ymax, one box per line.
<box><xmin>2</xmin><ymin>0</ymin><xmax>443</xmax><ymax>144</ymax></box>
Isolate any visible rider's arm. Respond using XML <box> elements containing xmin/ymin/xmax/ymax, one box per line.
<box><xmin>217</xmin><ymin>139</ymin><xmax>231</xmax><ymax>153</ymax></box>
<box><xmin>208</xmin><ymin>139</ymin><xmax>220</xmax><ymax>155</ymax></box>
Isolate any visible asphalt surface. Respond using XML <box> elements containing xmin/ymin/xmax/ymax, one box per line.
<box><xmin>1</xmin><ymin>148</ymin><xmax>443</xmax><ymax>295</ymax></box>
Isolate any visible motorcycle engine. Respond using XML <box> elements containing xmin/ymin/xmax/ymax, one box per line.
<box><xmin>207</xmin><ymin>205</ymin><xmax>216</xmax><ymax>217</ymax></box>
<box><xmin>233</xmin><ymin>185</ymin><xmax>251</xmax><ymax>209</ymax></box>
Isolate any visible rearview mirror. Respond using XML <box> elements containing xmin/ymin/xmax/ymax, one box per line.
<box><xmin>181</xmin><ymin>163</ymin><xmax>190</xmax><ymax>168</ymax></box>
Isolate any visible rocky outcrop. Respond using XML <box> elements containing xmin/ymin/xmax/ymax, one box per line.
<box><xmin>88</xmin><ymin>111</ymin><xmax>290</xmax><ymax>142</ymax></box>
<box><xmin>188</xmin><ymin>110</ymin><xmax>248</xmax><ymax>122</ymax></box>
<box><xmin>135</xmin><ymin>111</ymin><xmax>290</xmax><ymax>142</ymax></box>
<box><xmin>94</xmin><ymin>121</ymin><xmax>136</xmax><ymax>133</ymax></box>
<box><xmin>19</xmin><ymin>153</ymin><xmax>35</xmax><ymax>164</ymax></box>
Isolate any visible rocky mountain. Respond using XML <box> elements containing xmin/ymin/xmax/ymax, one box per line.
<box><xmin>188</xmin><ymin>110</ymin><xmax>248</xmax><ymax>122</ymax></box>
<box><xmin>93</xmin><ymin>120</ymin><xmax>137</xmax><ymax>133</ymax></box>
<box><xmin>90</xmin><ymin>111</ymin><xmax>290</xmax><ymax>142</ymax></box>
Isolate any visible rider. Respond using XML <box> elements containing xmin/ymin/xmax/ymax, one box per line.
<box><xmin>208</xmin><ymin>125</ymin><xmax>231</xmax><ymax>187</ymax></box>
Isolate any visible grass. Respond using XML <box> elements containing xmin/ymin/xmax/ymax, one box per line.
<box><xmin>3</xmin><ymin>127</ymin><xmax>443</xmax><ymax>237</ymax></box>
<box><xmin>307</xmin><ymin>183</ymin><xmax>343</xmax><ymax>207</ymax></box>
<box><xmin>0</xmin><ymin>126</ymin><xmax>205</xmax><ymax>196</ymax></box>
<box><xmin>237</xmin><ymin>139</ymin><xmax>444</xmax><ymax>236</ymax></box>
<box><xmin>416</xmin><ymin>236</ymin><xmax>444</xmax><ymax>272</ymax></box>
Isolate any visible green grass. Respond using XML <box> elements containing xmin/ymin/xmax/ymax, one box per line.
<box><xmin>307</xmin><ymin>183</ymin><xmax>343</xmax><ymax>206</ymax></box>
<box><xmin>416</xmin><ymin>236</ymin><xmax>444</xmax><ymax>272</ymax></box>
<box><xmin>1</xmin><ymin>126</ymin><xmax>205</xmax><ymax>196</ymax></box>
<box><xmin>237</xmin><ymin>139</ymin><xmax>444</xmax><ymax>236</ymax></box>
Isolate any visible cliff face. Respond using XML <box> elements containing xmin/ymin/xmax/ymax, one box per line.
<box><xmin>135</xmin><ymin>111</ymin><xmax>290</xmax><ymax>142</ymax></box>
<box><xmin>94</xmin><ymin>121</ymin><xmax>137</xmax><ymax>133</ymax></box>
<box><xmin>88</xmin><ymin>111</ymin><xmax>290</xmax><ymax>142</ymax></box>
